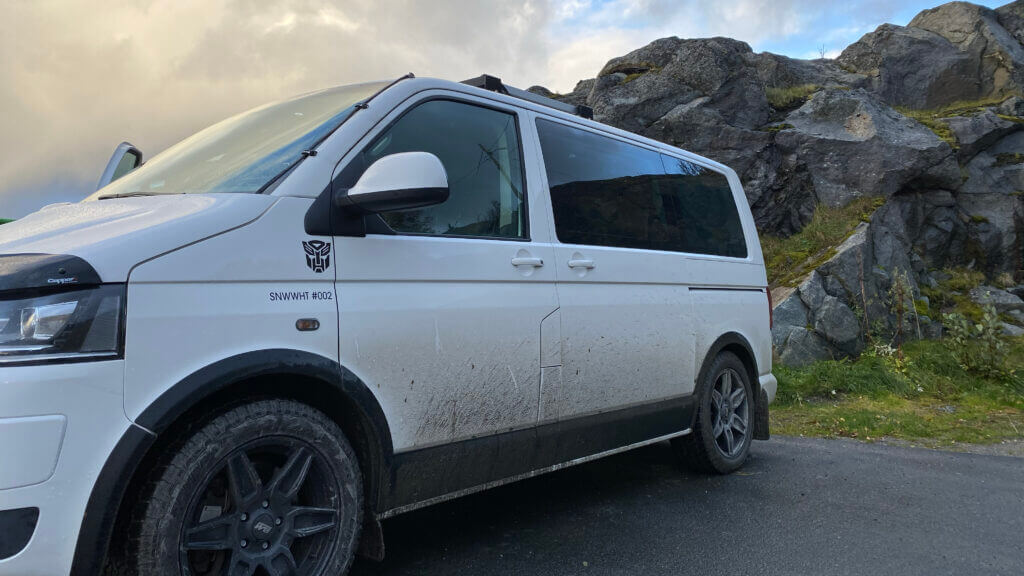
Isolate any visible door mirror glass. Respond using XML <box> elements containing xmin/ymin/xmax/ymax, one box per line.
<box><xmin>97</xmin><ymin>142</ymin><xmax>143</xmax><ymax>190</ymax></box>
<box><xmin>336</xmin><ymin>151</ymin><xmax>449</xmax><ymax>215</ymax></box>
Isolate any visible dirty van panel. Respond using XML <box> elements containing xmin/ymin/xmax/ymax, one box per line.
<box><xmin>333</xmin><ymin>98</ymin><xmax>558</xmax><ymax>451</ymax></box>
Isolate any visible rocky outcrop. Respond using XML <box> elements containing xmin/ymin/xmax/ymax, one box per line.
<box><xmin>545</xmin><ymin>0</ymin><xmax>1024</xmax><ymax>365</ymax></box>
<box><xmin>838</xmin><ymin>1</ymin><xmax>1024</xmax><ymax>108</ymax></box>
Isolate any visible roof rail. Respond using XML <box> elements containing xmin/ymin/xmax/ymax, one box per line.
<box><xmin>461</xmin><ymin>74</ymin><xmax>594</xmax><ymax>120</ymax></box>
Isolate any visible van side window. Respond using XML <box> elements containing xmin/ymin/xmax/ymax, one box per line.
<box><xmin>659</xmin><ymin>154</ymin><xmax>747</xmax><ymax>258</ymax></box>
<box><xmin>360</xmin><ymin>100</ymin><xmax>527</xmax><ymax>238</ymax></box>
<box><xmin>535</xmin><ymin>119</ymin><xmax>747</xmax><ymax>257</ymax></box>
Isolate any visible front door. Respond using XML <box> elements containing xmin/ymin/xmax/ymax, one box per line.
<box><xmin>332</xmin><ymin>98</ymin><xmax>558</xmax><ymax>459</ymax></box>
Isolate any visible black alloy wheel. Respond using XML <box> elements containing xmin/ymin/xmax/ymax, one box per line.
<box><xmin>126</xmin><ymin>400</ymin><xmax>363</xmax><ymax>576</ymax></box>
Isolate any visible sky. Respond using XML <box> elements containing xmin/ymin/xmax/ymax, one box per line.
<box><xmin>0</xmin><ymin>0</ymin><xmax>1009</xmax><ymax>218</ymax></box>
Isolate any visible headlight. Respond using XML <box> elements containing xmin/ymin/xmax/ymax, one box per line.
<box><xmin>0</xmin><ymin>284</ymin><xmax>124</xmax><ymax>364</ymax></box>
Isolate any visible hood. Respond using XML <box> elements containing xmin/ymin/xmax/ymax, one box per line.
<box><xmin>0</xmin><ymin>194</ymin><xmax>275</xmax><ymax>285</ymax></box>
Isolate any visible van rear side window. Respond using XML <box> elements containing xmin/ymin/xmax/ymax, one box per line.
<box><xmin>536</xmin><ymin>119</ymin><xmax>747</xmax><ymax>258</ymax></box>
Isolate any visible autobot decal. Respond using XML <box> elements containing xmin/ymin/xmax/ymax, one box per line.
<box><xmin>302</xmin><ymin>240</ymin><xmax>332</xmax><ymax>273</ymax></box>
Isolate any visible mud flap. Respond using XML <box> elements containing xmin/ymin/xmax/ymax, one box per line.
<box><xmin>753</xmin><ymin>388</ymin><xmax>770</xmax><ymax>441</ymax></box>
<box><xmin>357</xmin><ymin>514</ymin><xmax>385</xmax><ymax>562</ymax></box>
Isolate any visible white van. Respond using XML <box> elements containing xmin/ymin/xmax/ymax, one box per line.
<box><xmin>0</xmin><ymin>74</ymin><xmax>776</xmax><ymax>575</ymax></box>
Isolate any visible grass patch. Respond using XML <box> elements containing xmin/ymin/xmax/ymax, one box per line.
<box><xmin>761</xmin><ymin>196</ymin><xmax>885</xmax><ymax>287</ymax></box>
<box><xmin>766</xmin><ymin>84</ymin><xmax>820</xmax><ymax>110</ymax></box>
<box><xmin>896</xmin><ymin>107</ymin><xmax>956</xmax><ymax>147</ymax></box>
<box><xmin>759</xmin><ymin>123</ymin><xmax>794</xmax><ymax>133</ymax></box>
<box><xmin>896</xmin><ymin>94</ymin><xmax>1024</xmax><ymax>148</ymax></box>
<box><xmin>994</xmin><ymin>153</ymin><xmax>1024</xmax><ymax>166</ymax></box>
<box><xmin>772</xmin><ymin>338</ymin><xmax>1024</xmax><ymax>445</ymax></box>
<box><xmin>920</xmin><ymin>267</ymin><xmax>986</xmax><ymax>321</ymax></box>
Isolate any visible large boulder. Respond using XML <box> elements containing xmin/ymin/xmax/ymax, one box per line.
<box><xmin>838</xmin><ymin>1</ymin><xmax>1024</xmax><ymax>109</ymax></box>
<box><xmin>776</xmin><ymin>88</ymin><xmax>961</xmax><ymax>207</ymax></box>
<box><xmin>944</xmin><ymin>108</ymin><xmax>1023</xmax><ymax>161</ymax></box>
<box><xmin>998</xmin><ymin>0</ymin><xmax>1024</xmax><ymax>45</ymax></box>
<box><xmin>588</xmin><ymin>37</ymin><xmax>770</xmax><ymax>132</ymax></box>
<box><xmin>969</xmin><ymin>285</ymin><xmax>1024</xmax><ymax>312</ymax></box>
<box><xmin>837</xmin><ymin>24</ymin><xmax>980</xmax><ymax>109</ymax></box>
<box><xmin>910</xmin><ymin>2</ymin><xmax>1024</xmax><ymax>102</ymax></box>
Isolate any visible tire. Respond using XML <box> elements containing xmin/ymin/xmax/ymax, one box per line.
<box><xmin>129</xmin><ymin>399</ymin><xmax>363</xmax><ymax>576</ymax></box>
<box><xmin>672</xmin><ymin>352</ymin><xmax>753</xmax><ymax>474</ymax></box>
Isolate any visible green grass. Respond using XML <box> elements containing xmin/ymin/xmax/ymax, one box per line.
<box><xmin>760</xmin><ymin>196</ymin><xmax>885</xmax><ymax>287</ymax></box>
<box><xmin>766</xmin><ymin>84</ymin><xmax>820</xmax><ymax>110</ymax></box>
<box><xmin>919</xmin><ymin>267</ymin><xmax>986</xmax><ymax>321</ymax></box>
<box><xmin>772</xmin><ymin>338</ymin><xmax>1024</xmax><ymax>446</ymax></box>
<box><xmin>759</xmin><ymin>123</ymin><xmax>794</xmax><ymax>133</ymax></box>
<box><xmin>0</xmin><ymin>219</ymin><xmax>12</xmax><ymax>225</ymax></box>
<box><xmin>896</xmin><ymin>94</ymin><xmax>1024</xmax><ymax>148</ymax></box>
<box><xmin>994</xmin><ymin>153</ymin><xmax>1024</xmax><ymax>166</ymax></box>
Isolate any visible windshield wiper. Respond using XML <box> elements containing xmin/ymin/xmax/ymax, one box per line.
<box><xmin>96</xmin><ymin>191</ymin><xmax>161</xmax><ymax>200</ymax></box>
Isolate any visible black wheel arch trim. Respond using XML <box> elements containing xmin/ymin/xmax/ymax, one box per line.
<box><xmin>71</xmin><ymin>349</ymin><xmax>393</xmax><ymax>576</ymax></box>
<box><xmin>697</xmin><ymin>332</ymin><xmax>761</xmax><ymax>397</ymax></box>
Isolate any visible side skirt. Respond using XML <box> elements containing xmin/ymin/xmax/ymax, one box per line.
<box><xmin>378</xmin><ymin>394</ymin><xmax>695</xmax><ymax>518</ymax></box>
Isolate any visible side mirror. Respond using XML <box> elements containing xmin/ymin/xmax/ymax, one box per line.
<box><xmin>97</xmin><ymin>142</ymin><xmax>143</xmax><ymax>190</ymax></box>
<box><xmin>336</xmin><ymin>151</ymin><xmax>449</xmax><ymax>215</ymax></box>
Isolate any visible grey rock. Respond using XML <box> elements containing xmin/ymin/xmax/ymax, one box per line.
<box><xmin>959</xmin><ymin>131</ymin><xmax>1024</xmax><ymax>196</ymax></box>
<box><xmin>837</xmin><ymin>23</ymin><xmax>981</xmax><ymax>109</ymax></box>
<box><xmin>526</xmin><ymin>85</ymin><xmax>555</xmax><ymax>98</ymax></box>
<box><xmin>921</xmin><ymin>316</ymin><xmax>944</xmax><ymax>340</ymax></box>
<box><xmin>771</xmin><ymin>291</ymin><xmax>811</xmax><ymax>349</ymax></box>
<box><xmin>944</xmin><ymin>109</ymin><xmax>1022</xmax><ymax>162</ymax></box>
<box><xmin>969</xmin><ymin>285</ymin><xmax>1024</xmax><ymax>312</ymax></box>
<box><xmin>754</xmin><ymin>52</ymin><xmax>867</xmax><ymax>91</ymax></box>
<box><xmin>1010</xmin><ymin>286</ymin><xmax>1024</xmax><ymax>300</ymax></box>
<box><xmin>588</xmin><ymin>36</ymin><xmax>770</xmax><ymax>132</ymax></box>
<box><xmin>998</xmin><ymin>95</ymin><xmax>1024</xmax><ymax>117</ymax></box>
<box><xmin>813</xmin><ymin>296</ymin><xmax>863</xmax><ymax>355</ymax></box>
<box><xmin>910</xmin><ymin>2</ymin><xmax>1024</xmax><ymax>103</ymax></box>
<box><xmin>998</xmin><ymin>1</ymin><xmax>1024</xmax><ymax>45</ymax></box>
<box><xmin>778</xmin><ymin>88</ymin><xmax>961</xmax><ymax>207</ymax></box>
<box><xmin>1000</xmin><ymin>322</ymin><xmax>1024</xmax><ymax>337</ymax></box>
<box><xmin>778</xmin><ymin>327</ymin><xmax>834</xmax><ymax>367</ymax></box>
<box><xmin>799</xmin><ymin>272</ymin><xmax>829</xmax><ymax>311</ymax></box>
<box><xmin>1006</xmin><ymin>308</ymin><xmax>1024</xmax><ymax>325</ymax></box>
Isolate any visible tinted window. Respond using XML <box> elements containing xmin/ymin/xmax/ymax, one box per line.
<box><xmin>659</xmin><ymin>154</ymin><xmax>747</xmax><ymax>258</ymax></box>
<box><xmin>359</xmin><ymin>100</ymin><xmax>526</xmax><ymax>238</ymax></box>
<box><xmin>536</xmin><ymin>119</ymin><xmax>746</xmax><ymax>257</ymax></box>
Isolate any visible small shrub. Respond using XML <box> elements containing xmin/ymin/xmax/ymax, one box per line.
<box><xmin>944</xmin><ymin>268</ymin><xmax>985</xmax><ymax>292</ymax></box>
<box><xmin>943</xmin><ymin>305</ymin><xmax>1008</xmax><ymax>378</ymax></box>
<box><xmin>995</xmin><ymin>272</ymin><xmax>1015</xmax><ymax>289</ymax></box>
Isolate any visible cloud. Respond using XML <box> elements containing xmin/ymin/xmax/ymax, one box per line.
<box><xmin>0</xmin><ymin>0</ymin><xmax>937</xmax><ymax>217</ymax></box>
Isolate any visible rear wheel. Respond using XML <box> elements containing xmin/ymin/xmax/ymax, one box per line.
<box><xmin>673</xmin><ymin>352</ymin><xmax>753</xmax><ymax>473</ymax></box>
<box><xmin>130</xmin><ymin>399</ymin><xmax>363</xmax><ymax>576</ymax></box>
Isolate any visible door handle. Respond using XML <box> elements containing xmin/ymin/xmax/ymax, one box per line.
<box><xmin>567</xmin><ymin>258</ymin><xmax>595</xmax><ymax>269</ymax></box>
<box><xmin>511</xmin><ymin>256</ymin><xmax>544</xmax><ymax>268</ymax></box>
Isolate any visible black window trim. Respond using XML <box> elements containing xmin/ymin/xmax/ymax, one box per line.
<box><xmin>533</xmin><ymin>114</ymin><xmax>752</xmax><ymax>261</ymax></box>
<box><xmin>333</xmin><ymin>94</ymin><xmax>533</xmax><ymax>243</ymax></box>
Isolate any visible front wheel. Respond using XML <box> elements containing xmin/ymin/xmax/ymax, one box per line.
<box><xmin>673</xmin><ymin>352</ymin><xmax>753</xmax><ymax>474</ymax></box>
<box><xmin>130</xmin><ymin>399</ymin><xmax>363</xmax><ymax>576</ymax></box>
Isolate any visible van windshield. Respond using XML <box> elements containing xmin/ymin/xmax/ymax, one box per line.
<box><xmin>88</xmin><ymin>81</ymin><xmax>389</xmax><ymax>199</ymax></box>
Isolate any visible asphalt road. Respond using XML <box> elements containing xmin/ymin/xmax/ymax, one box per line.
<box><xmin>351</xmin><ymin>436</ymin><xmax>1024</xmax><ymax>576</ymax></box>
